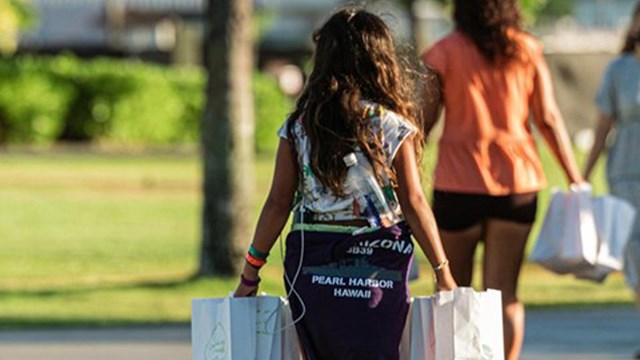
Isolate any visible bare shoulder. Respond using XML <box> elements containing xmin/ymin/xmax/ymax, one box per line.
<box><xmin>515</xmin><ymin>31</ymin><xmax>543</xmax><ymax>57</ymax></box>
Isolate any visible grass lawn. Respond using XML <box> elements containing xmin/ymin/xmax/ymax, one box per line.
<box><xmin>0</xmin><ymin>144</ymin><xmax>633</xmax><ymax>328</ymax></box>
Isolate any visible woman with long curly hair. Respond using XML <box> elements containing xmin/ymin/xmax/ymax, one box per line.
<box><xmin>421</xmin><ymin>0</ymin><xmax>583</xmax><ymax>359</ymax></box>
<box><xmin>584</xmin><ymin>5</ymin><xmax>640</xmax><ymax>358</ymax></box>
<box><xmin>234</xmin><ymin>7</ymin><xmax>456</xmax><ymax>359</ymax></box>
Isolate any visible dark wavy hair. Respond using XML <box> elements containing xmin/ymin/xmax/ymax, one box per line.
<box><xmin>287</xmin><ymin>7</ymin><xmax>423</xmax><ymax>196</ymax></box>
<box><xmin>453</xmin><ymin>0</ymin><xmax>523</xmax><ymax>64</ymax></box>
<box><xmin>621</xmin><ymin>2</ymin><xmax>640</xmax><ymax>53</ymax></box>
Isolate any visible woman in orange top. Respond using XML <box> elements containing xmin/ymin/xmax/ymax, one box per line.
<box><xmin>421</xmin><ymin>1</ymin><xmax>583</xmax><ymax>359</ymax></box>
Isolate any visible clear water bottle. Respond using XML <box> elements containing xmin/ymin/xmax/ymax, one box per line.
<box><xmin>343</xmin><ymin>152</ymin><xmax>400</xmax><ymax>228</ymax></box>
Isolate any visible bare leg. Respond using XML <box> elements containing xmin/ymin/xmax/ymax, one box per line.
<box><xmin>440</xmin><ymin>224</ymin><xmax>483</xmax><ymax>286</ymax></box>
<box><xmin>483</xmin><ymin>219</ymin><xmax>533</xmax><ymax>360</ymax></box>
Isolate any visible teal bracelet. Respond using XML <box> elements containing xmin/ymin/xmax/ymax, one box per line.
<box><xmin>249</xmin><ymin>244</ymin><xmax>269</xmax><ymax>261</ymax></box>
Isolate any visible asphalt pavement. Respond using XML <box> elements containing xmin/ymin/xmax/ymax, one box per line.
<box><xmin>0</xmin><ymin>306</ymin><xmax>638</xmax><ymax>360</ymax></box>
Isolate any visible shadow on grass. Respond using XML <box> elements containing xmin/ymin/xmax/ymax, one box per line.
<box><xmin>0</xmin><ymin>273</ymin><xmax>235</xmax><ymax>299</ymax></box>
<box><xmin>0</xmin><ymin>317</ymin><xmax>191</xmax><ymax>330</ymax></box>
<box><xmin>0</xmin><ymin>274</ymin><xmax>238</xmax><ymax>329</ymax></box>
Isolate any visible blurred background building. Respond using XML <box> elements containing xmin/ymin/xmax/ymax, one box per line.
<box><xmin>16</xmin><ymin>0</ymin><xmax>638</xmax><ymax>63</ymax></box>
<box><xmin>15</xmin><ymin>0</ymin><xmax>640</xmax><ymax>139</ymax></box>
<box><xmin>18</xmin><ymin>0</ymin><xmax>203</xmax><ymax>63</ymax></box>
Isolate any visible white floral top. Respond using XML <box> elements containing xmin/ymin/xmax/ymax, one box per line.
<box><xmin>278</xmin><ymin>102</ymin><xmax>417</xmax><ymax>223</ymax></box>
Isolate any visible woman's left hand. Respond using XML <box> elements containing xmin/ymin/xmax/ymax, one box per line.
<box><xmin>434</xmin><ymin>265</ymin><xmax>457</xmax><ymax>292</ymax></box>
<box><xmin>436</xmin><ymin>278</ymin><xmax>457</xmax><ymax>292</ymax></box>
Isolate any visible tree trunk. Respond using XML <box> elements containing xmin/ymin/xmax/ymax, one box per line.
<box><xmin>0</xmin><ymin>107</ymin><xmax>9</xmax><ymax>145</ymax></box>
<box><xmin>199</xmin><ymin>0</ymin><xmax>255</xmax><ymax>276</ymax></box>
<box><xmin>399</xmin><ymin>0</ymin><xmax>425</xmax><ymax>51</ymax></box>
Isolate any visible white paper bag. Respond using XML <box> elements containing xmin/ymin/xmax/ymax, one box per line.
<box><xmin>402</xmin><ymin>288</ymin><xmax>504</xmax><ymax>360</ymax></box>
<box><xmin>434</xmin><ymin>288</ymin><xmax>504</xmax><ymax>360</ymax></box>
<box><xmin>575</xmin><ymin>195</ymin><xmax>637</xmax><ymax>282</ymax></box>
<box><xmin>530</xmin><ymin>184</ymin><xmax>599</xmax><ymax>274</ymax></box>
<box><xmin>281</xmin><ymin>299</ymin><xmax>303</xmax><ymax>360</ymax></box>
<box><xmin>256</xmin><ymin>296</ymin><xmax>284</xmax><ymax>359</ymax></box>
<box><xmin>191</xmin><ymin>296</ymin><xmax>286</xmax><ymax>360</ymax></box>
<box><xmin>400</xmin><ymin>297</ymin><xmax>436</xmax><ymax>360</ymax></box>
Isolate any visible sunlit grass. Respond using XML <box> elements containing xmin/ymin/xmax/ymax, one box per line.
<box><xmin>0</xmin><ymin>143</ymin><xmax>632</xmax><ymax>328</ymax></box>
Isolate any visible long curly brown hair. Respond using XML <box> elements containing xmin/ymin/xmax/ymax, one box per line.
<box><xmin>621</xmin><ymin>2</ymin><xmax>640</xmax><ymax>54</ymax></box>
<box><xmin>453</xmin><ymin>0</ymin><xmax>523</xmax><ymax>64</ymax></box>
<box><xmin>287</xmin><ymin>7</ymin><xmax>423</xmax><ymax>196</ymax></box>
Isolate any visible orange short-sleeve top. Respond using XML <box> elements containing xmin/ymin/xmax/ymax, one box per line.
<box><xmin>421</xmin><ymin>30</ymin><xmax>558</xmax><ymax>195</ymax></box>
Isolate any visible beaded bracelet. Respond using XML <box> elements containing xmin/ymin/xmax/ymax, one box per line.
<box><xmin>240</xmin><ymin>274</ymin><xmax>261</xmax><ymax>287</ymax></box>
<box><xmin>248</xmin><ymin>244</ymin><xmax>269</xmax><ymax>261</ymax></box>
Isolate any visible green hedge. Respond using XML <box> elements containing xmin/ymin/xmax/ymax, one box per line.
<box><xmin>0</xmin><ymin>55</ymin><xmax>291</xmax><ymax>153</ymax></box>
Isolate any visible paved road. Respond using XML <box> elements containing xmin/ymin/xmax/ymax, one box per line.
<box><xmin>0</xmin><ymin>326</ymin><xmax>189</xmax><ymax>360</ymax></box>
<box><xmin>522</xmin><ymin>306</ymin><xmax>640</xmax><ymax>360</ymax></box>
<box><xmin>0</xmin><ymin>306</ymin><xmax>638</xmax><ymax>360</ymax></box>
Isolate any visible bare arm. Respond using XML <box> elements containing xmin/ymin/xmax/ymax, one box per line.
<box><xmin>393</xmin><ymin>138</ymin><xmax>456</xmax><ymax>291</ymax></box>
<box><xmin>583</xmin><ymin>113</ymin><xmax>614</xmax><ymax>180</ymax></box>
<box><xmin>235</xmin><ymin>139</ymin><xmax>298</xmax><ymax>296</ymax></box>
<box><xmin>530</xmin><ymin>57</ymin><xmax>584</xmax><ymax>184</ymax></box>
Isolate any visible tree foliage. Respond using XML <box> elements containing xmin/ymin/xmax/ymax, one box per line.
<box><xmin>0</xmin><ymin>55</ymin><xmax>288</xmax><ymax>149</ymax></box>
<box><xmin>0</xmin><ymin>0</ymin><xmax>34</xmax><ymax>55</ymax></box>
<box><xmin>520</xmin><ymin>0</ymin><xmax>574</xmax><ymax>23</ymax></box>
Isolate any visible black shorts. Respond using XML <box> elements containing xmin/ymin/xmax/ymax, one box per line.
<box><xmin>432</xmin><ymin>190</ymin><xmax>538</xmax><ymax>231</ymax></box>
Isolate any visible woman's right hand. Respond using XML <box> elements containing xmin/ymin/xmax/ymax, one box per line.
<box><xmin>233</xmin><ymin>281</ymin><xmax>259</xmax><ymax>297</ymax></box>
<box><xmin>233</xmin><ymin>268</ymin><xmax>261</xmax><ymax>297</ymax></box>
<box><xmin>569</xmin><ymin>173</ymin><xmax>587</xmax><ymax>187</ymax></box>
<box><xmin>564</xmin><ymin>163</ymin><xmax>587</xmax><ymax>187</ymax></box>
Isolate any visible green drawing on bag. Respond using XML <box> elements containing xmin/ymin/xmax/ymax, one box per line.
<box><xmin>204</xmin><ymin>322</ymin><xmax>228</xmax><ymax>360</ymax></box>
<box><xmin>256</xmin><ymin>302</ymin><xmax>280</xmax><ymax>335</ymax></box>
<box><xmin>482</xmin><ymin>344</ymin><xmax>494</xmax><ymax>360</ymax></box>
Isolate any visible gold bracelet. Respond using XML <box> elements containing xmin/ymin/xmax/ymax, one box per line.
<box><xmin>432</xmin><ymin>259</ymin><xmax>449</xmax><ymax>271</ymax></box>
